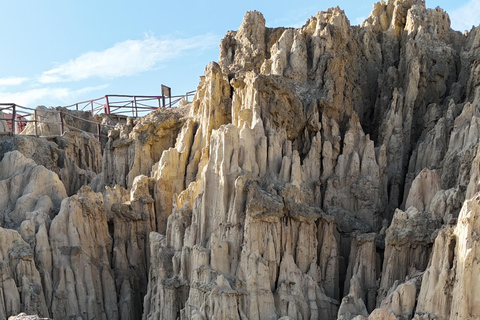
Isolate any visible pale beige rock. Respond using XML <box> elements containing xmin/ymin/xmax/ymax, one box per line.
<box><xmin>5</xmin><ymin>0</ymin><xmax>480</xmax><ymax>319</ymax></box>
<box><xmin>7</xmin><ymin>313</ymin><xmax>51</xmax><ymax>320</ymax></box>
<box><xmin>367</xmin><ymin>309</ymin><xmax>398</xmax><ymax>320</ymax></box>
<box><xmin>0</xmin><ymin>151</ymin><xmax>67</xmax><ymax>228</ymax></box>
<box><xmin>377</xmin><ymin>206</ymin><xmax>436</xmax><ymax>304</ymax></box>
<box><xmin>337</xmin><ymin>275</ymin><xmax>369</xmax><ymax>320</ymax></box>
<box><xmin>56</xmin><ymin>131</ymin><xmax>103</xmax><ymax>195</ymax></box>
<box><xmin>444</xmin><ymin>197</ymin><xmax>480</xmax><ymax>319</ymax></box>
<box><xmin>0</xmin><ymin>132</ymin><xmax>102</xmax><ymax>196</ymax></box>
<box><xmin>111</xmin><ymin>175</ymin><xmax>156</xmax><ymax>320</ymax></box>
<box><xmin>275</xmin><ymin>255</ymin><xmax>337</xmax><ymax>320</ymax></box>
<box><xmin>415</xmin><ymin>227</ymin><xmax>455</xmax><ymax>319</ymax></box>
<box><xmin>0</xmin><ymin>111</ymin><xmax>8</xmax><ymax>132</ymax></box>
<box><xmin>22</xmin><ymin>106</ymin><xmax>62</xmax><ymax>136</ymax></box>
<box><xmin>103</xmin><ymin>108</ymin><xmax>185</xmax><ymax>189</ymax></box>
<box><xmin>220</xmin><ymin>10</ymin><xmax>266</xmax><ymax>73</ymax></box>
<box><xmin>466</xmin><ymin>141</ymin><xmax>480</xmax><ymax>198</ymax></box>
<box><xmin>317</xmin><ymin>217</ymin><xmax>340</xmax><ymax>300</ymax></box>
<box><xmin>49</xmin><ymin>186</ymin><xmax>118</xmax><ymax>320</ymax></box>
<box><xmin>377</xmin><ymin>167</ymin><xmax>449</xmax><ymax>304</ymax></box>
<box><xmin>324</xmin><ymin>114</ymin><xmax>387</xmax><ymax>229</ymax></box>
<box><xmin>343</xmin><ymin>233</ymin><xmax>379</xmax><ymax>313</ymax></box>
<box><xmin>103</xmin><ymin>184</ymin><xmax>130</xmax><ymax>220</ymax></box>
<box><xmin>22</xmin><ymin>106</ymin><xmax>100</xmax><ymax>138</ymax></box>
<box><xmin>405</xmin><ymin>168</ymin><xmax>441</xmax><ymax>213</ymax></box>
<box><xmin>142</xmin><ymin>232</ymin><xmax>187</xmax><ymax>320</ymax></box>
<box><xmin>440</xmin><ymin>102</ymin><xmax>480</xmax><ymax>191</ymax></box>
<box><xmin>152</xmin><ymin>119</ymin><xmax>196</xmax><ymax>233</ymax></box>
<box><xmin>141</xmin><ymin>1</ymin><xmax>480</xmax><ymax>319</ymax></box>
<box><xmin>0</xmin><ymin>227</ymin><xmax>49</xmax><ymax>319</ymax></box>
<box><xmin>188</xmin><ymin>61</ymin><xmax>231</xmax><ymax>164</ymax></box>
<box><xmin>143</xmin><ymin>117</ymin><xmax>339</xmax><ymax>319</ymax></box>
<box><xmin>415</xmin><ymin>197</ymin><xmax>480</xmax><ymax>319</ymax></box>
<box><xmin>374</xmin><ymin>276</ymin><xmax>420</xmax><ymax>319</ymax></box>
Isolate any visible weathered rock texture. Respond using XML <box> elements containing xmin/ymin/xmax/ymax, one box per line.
<box><xmin>49</xmin><ymin>186</ymin><xmax>117</xmax><ymax>320</ymax></box>
<box><xmin>2</xmin><ymin>0</ymin><xmax>480</xmax><ymax>319</ymax></box>
<box><xmin>21</xmin><ymin>106</ymin><xmax>100</xmax><ymax>138</ymax></box>
<box><xmin>0</xmin><ymin>132</ymin><xmax>102</xmax><ymax>196</ymax></box>
<box><xmin>0</xmin><ymin>111</ymin><xmax>8</xmax><ymax>133</ymax></box>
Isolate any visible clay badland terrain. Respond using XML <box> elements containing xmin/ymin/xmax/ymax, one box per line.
<box><xmin>1</xmin><ymin>0</ymin><xmax>480</xmax><ymax>319</ymax></box>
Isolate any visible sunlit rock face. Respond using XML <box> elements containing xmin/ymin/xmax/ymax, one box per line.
<box><xmin>2</xmin><ymin>0</ymin><xmax>480</xmax><ymax>319</ymax></box>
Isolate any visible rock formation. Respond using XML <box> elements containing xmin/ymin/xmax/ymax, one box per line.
<box><xmin>0</xmin><ymin>111</ymin><xmax>8</xmax><ymax>133</ymax></box>
<box><xmin>2</xmin><ymin>0</ymin><xmax>480</xmax><ymax>319</ymax></box>
<box><xmin>0</xmin><ymin>132</ymin><xmax>102</xmax><ymax>196</ymax></box>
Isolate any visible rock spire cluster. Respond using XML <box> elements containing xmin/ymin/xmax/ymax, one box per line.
<box><xmin>1</xmin><ymin>0</ymin><xmax>480</xmax><ymax>319</ymax></box>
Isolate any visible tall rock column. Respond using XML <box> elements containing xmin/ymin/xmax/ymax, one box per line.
<box><xmin>49</xmin><ymin>187</ymin><xmax>118</xmax><ymax>320</ymax></box>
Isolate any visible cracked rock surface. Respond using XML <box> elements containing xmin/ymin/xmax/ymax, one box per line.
<box><xmin>2</xmin><ymin>0</ymin><xmax>480</xmax><ymax>319</ymax></box>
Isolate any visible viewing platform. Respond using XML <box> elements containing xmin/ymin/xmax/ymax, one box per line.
<box><xmin>0</xmin><ymin>86</ymin><xmax>195</xmax><ymax>140</ymax></box>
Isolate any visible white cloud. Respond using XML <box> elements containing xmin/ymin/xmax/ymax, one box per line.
<box><xmin>0</xmin><ymin>85</ymin><xmax>108</xmax><ymax>107</ymax></box>
<box><xmin>449</xmin><ymin>0</ymin><xmax>480</xmax><ymax>31</ymax></box>
<box><xmin>0</xmin><ymin>77</ymin><xmax>28</xmax><ymax>86</ymax></box>
<box><xmin>270</xmin><ymin>8</ymin><xmax>313</xmax><ymax>28</ymax></box>
<box><xmin>354</xmin><ymin>16</ymin><xmax>367</xmax><ymax>26</ymax></box>
<box><xmin>39</xmin><ymin>34</ymin><xmax>218</xmax><ymax>84</ymax></box>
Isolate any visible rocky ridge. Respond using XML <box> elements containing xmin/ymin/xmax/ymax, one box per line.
<box><xmin>1</xmin><ymin>0</ymin><xmax>480</xmax><ymax>319</ymax></box>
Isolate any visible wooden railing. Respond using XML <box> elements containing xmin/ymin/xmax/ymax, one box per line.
<box><xmin>63</xmin><ymin>91</ymin><xmax>196</xmax><ymax>117</ymax></box>
<box><xmin>0</xmin><ymin>90</ymin><xmax>196</xmax><ymax>139</ymax></box>
<box><xmin>0</xmin><ymin>103</ymin><xmax>113</xmax><ymax>139</ymax></box>
<box><xmin>0</xmin><ymin>103</ymin><xmax>39</xmax><ymax>136</ymax></box>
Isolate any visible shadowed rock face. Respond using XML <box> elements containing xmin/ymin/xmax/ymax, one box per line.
<box><xmin>0</xmin><ymin>131</ymin><xmax>103</xmax><ymax>196</ymax></box>
<box><xmin>2</xmin><ymin>0</ymin><xmax>480</xmax><ymax>319</ymax></box>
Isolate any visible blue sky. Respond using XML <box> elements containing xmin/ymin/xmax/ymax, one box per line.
<box><xmin>0</xmin><ymin>0</ymin><xmax>478</xmax><ymax>108</ymax></box>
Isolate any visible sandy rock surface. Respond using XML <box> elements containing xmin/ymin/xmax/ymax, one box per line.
<box><xmin>2</xmin><ymin>0</ymin><xmax>480</xmax><ymax>319</ymax></box>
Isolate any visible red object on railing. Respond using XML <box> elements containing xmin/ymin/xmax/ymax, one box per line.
<box><xmin>61</xmin><ymin>87</ymin><xmax>196</xmax><ymax>117</ymax></box>
<box><xmin>4</xmin><ymin>113</ymin><xmax>26</xmax><ymax>133</ymax></box>
<box><xmin>105</xmin><ymin>96</ymin><xmax>110</xmax><ymax>115</ymax></box>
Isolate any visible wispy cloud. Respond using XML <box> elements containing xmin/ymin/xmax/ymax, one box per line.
<box><xmin>449</xmin><ymin>0</ymin><xmax>480</xmax><ymax>31</ymax></box>
<box><xmin>0</xmin><ymin>77</ymin><xmax>29</xmax><ymax>86</ymax></box>
<box><xmin>270</xmin><ymin>9</ymin><xmax>313</xmax><ymax>28</ymax></box>
<box><xmin>0</xmin><ymin>85</ymin><xmax>108</xmax><ymax>106</ymax></box>
<box><xmin>39</xmin><ymin>34</ymin><xmax>218</xmax><ymax>84</ymax></box>
<box><xmin>354</xmin><ymin>16</ymin><xmax>367</xmax><ymax>26</ymax></box>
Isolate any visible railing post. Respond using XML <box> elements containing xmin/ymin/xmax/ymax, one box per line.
<box><xmin>76</xmin><ymin>103</ymin><xmax>79</xmax><ymax>111</ymax></box>
<box><xmin>105</xmin><ymin>96</ymin><xmax>110</xmax><ymax>115</ymax></box>
<box><xmin>12</xmin><ymin>104</ymin><xmax>17</xmax><ymax>134</ymax></box>
<box><xmin>34</xmin><ymin>109</ymin><xmax>38</xmax><ymax>136</ymax></box>
<box><xmin>60</xmin><ymin>112</ymin><xmax>65</xmax><ymax>135</ymax></box>
<box><xmin>134</xmin><ymin>96</ymin><xmax>138</xmax><ymax>118</ymax></box>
